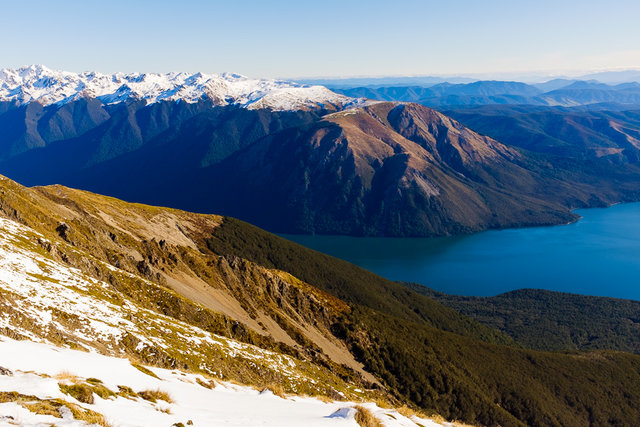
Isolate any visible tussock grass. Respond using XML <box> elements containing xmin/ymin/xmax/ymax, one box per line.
<box><xmin>260</xmin><ymin>383</ymin><xmax>286</xmax><ymax>399</ymax></box>
<box><xmin>396</xmin><ymin>404</ymin><xmax>434</xmax><ymax>420</ymax></box>
<box><xmin>55</xmin><ymin>370</ymin><xmax>78</xmax><ymax>382</ymax></box>
<box><xmin>312</xmin><ymin>394</ymin><xmax>334</xmax><ymax>403</ymax></box>
<box><xmin>117</xmin><ymin>385</ymin><xmax>139</xmax><ymax>399</ymax></box>
<box><xmin>59</xmin><ymin>383</ymin><xmax>95</xmax><ymax>404</ymax></box>
<box><xmin>0</xmin><ymin>391</ymin><xmax>112</xmax><ymax>426</ymax></box>
<box><xmin>21</xmin><ymin>400</ymin><xmax>63</xmax><ymax>418</ymax></box>
<box><xmin>91</xmin><ymin>383</ymin><xmax>116</xmax><ymax>400</ymax></box>
<box><xmin>66</xmin><ymin>403</ymin><xmax>113</xmax><ymax>427</ymax></box>
<box><xmin>131</xmin><ymin>362</ymin><xmax>161</xmax><ymax>379</ymax></box>
<box><xmin>354</xmin><ymin>405</ymin><xmax>383</xmax><ymax>427</ymax></box>
<box><xmin>371</xmin><ymin>397</ymin><xmax>393</xmax><ymax>409</ymax></box>
<box><xmin>58</xmin><ymin>378</ymin><xmax>116</xmax><ymax>404</ymax></box>
<box><xmin>195</xmin><ymin>377</ymin><xmax>216</xmax><ymax>389</ymax></box>
<box><xmin>138</xmin><ymin>388</ymin><xmax>173</xmax><ymax>403</ymax></box>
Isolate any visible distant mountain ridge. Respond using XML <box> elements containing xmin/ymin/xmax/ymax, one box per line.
<box><xmin>298</xmin><ymin>69</ymin><xmax>640</xmax><ymax>88</ymax></box>
<box><xmin>0</xmin><ymin>64</ymin><xmax>362</xmax><ymax>111</ymax></box>
<box><xmin>331</xmin><ymin>80</ymin><xmax>640</xmax><ymax>107</ymax></box>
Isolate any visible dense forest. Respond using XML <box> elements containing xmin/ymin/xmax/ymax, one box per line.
<box><xmin>409</xmin><ymin>285</ymin><xmax>640</xmax><ymax>353</ymax></box>
<box><xmin>206</xmin><ymin>217</ymin><xmax>640</xmax><ymax>426</ymax></box>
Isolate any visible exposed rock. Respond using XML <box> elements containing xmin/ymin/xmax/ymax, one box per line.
<box><xmin>56</xmin><ymin>222</ymin><xmax>71</xmax><ymax>241</ymax></box>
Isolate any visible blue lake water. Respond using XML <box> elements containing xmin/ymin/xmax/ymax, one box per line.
<box><xmin>283</xmin><ymin>203</ymin><xmax>640</xmax><ymax>300</ymax></box>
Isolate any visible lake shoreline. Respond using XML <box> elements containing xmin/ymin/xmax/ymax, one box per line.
<box><xmin>283</xmin><ymin>201</ymin><xmax>640</xmax><ymax>301</ymax></box>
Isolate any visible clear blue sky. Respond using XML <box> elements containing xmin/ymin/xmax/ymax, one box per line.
<box><xmin>2</xmin><ymin>0</ymin><xmax>639</xmax><ymax>79</ymax></box>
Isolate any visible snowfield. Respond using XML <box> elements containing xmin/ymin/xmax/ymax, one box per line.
<box><xmin>0</xmin><ymin>65</ymin><xmax>364</xmax><ymax>111</ymax></box>
<box><xmin>0</xmin><ymin>338</ymin><xmax>447</xmax><ymax>427</ymax></box>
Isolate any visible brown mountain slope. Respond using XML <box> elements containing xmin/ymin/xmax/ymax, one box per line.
<box><xmin>3</xmin><ymin>100</ymin><xmax>640</xmax><ymax>237</ymax></box>
<box><xmin>192</xmin><ymin>102</ymin><xmax>582</xmax><ymax>236</ymax></box>
<box><xmin>0</xmin><ymin>176</ymin><xmax>371</xmax><ymax>382</ymax></box>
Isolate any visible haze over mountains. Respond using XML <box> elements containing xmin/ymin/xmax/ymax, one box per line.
<box><xmin>331</xmin><ymin>79</ymin><xmax>640</xmax><ymax>108</ymax></box>
<box><xmin>2</xmin><ymin>65</ymin><xmax>640</xmax><ymax>237</ymax></box>
<box><xmin>300</xmin><ymin>69</ymin><xmax>640</xmax><ymax>89</ymax></box>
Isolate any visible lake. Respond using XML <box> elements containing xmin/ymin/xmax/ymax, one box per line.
<box><xmin>283</xmin><ymin>202</ymin><xmax>640</xmax><ymax>300</ymax></box>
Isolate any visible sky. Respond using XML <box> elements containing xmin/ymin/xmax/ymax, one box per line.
<box><xmin>2</xmin><ymin>0</ymin><xmax>639</xmax><ymax>79</ymax></box>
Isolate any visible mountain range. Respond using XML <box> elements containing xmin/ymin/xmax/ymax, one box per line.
<box><xmin>332</xmin><ymin>80</ymin><xmax>640</xmax><ymax>108</ymax></box>
<box><xmin>3</xmin><ymin>66</ymin><xmax>640</xmax><ymax>237</ymax></box>
<box><xmin>0</xmin><ymin>64</ymin><xmax>360</xmax><ymax>110</ymax></box>
<box><xmin>299</xmin><ymin>69</ymin><xmax>640</xmax><ymax>88</ymax></box>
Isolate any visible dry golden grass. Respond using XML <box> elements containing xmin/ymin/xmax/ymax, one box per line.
<box><xmin>396</xmin><ymin>404</ymin><xmax>425</xmax><ymax>419</ymax></box>
<box><xmin>260</xmin><ymin>383</ymin><xmax>286</xmax><ymax>399</ymax></box>
<box><xmin>0</xmin><ymin>391</ymin><xmax>112</xmax><ymax>427</ymax></box>
<box><xmin>130</xmin><ymin>362</ymin><xmax>160</xmax><ymax>379</ymax></box>
<box><xmin>117</xmin><ymin>385</ymin><xmax>139</xmax><ymax>400</ymax></box>
<box><xmin>354</xmin><ymin>405</ymin><xmax>383</xmax><ymax>427</ymax></box>
<box><xmin>311</xmin><ymin>394</ymin><xmax>334</xmax><ymax>403</ymax></box>
<box><xmin>59</xmin><ymin>383</ymin><xmax>95</xmax><ymax>404</ymax></box>
<box><xmin>395</xmin><ymin>404</ymin><xmax>470</xmax><ymax>426</ymax></box>
<box><xmin>372</xmin><ymin>397</ymin><xmax>393</xmax><ymax>409</ymax></box>
<box><xmin>66</xmin><ymin>404</ymin><xmax>113</xmax><ymax>427</ymax></box>
<box><xmin>425</xmin><ymin>412</ymin><xmax>449</xmax><ymax>425</ymax></box>
<box><xmin>449</xmin><ymin>421</ymin><xmax>477</xmax><ymax>427</ymax></box>
<box><xmin>55</xmin><ymin>370</ymin><xmax>79</xmax><ymax>382</ymax></box>
<box><xmin>138</xmin><ymin>388</ymin><xmax>173</xmax><ymax>403</ymax></box>
<box><xmin>21</xmin><ymin>400</ymin><xmax>62</xmax><ymax>418</ymax></box>
<box><xmin>195</xmin><ymin>377</ymin><xmax>217</xmax><ymax>389</ymax></box>
<box><xmin>57</xmin><ymin>376</ymin><xmax>116</xmax><ymax>405</ymax></box>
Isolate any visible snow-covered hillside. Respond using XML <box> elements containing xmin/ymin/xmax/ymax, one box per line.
<box><xmin>0</xmin><ymin>65</ymin><xmax>362</xmax><ymax>111</ymax></box>
<box><xmin>0</xmin><ymin>215</ymin><xmax>452</xmax><ymax>426</ymax></box>
<box><xmin>0</xmin><ymin>215</ymin><xmax>364</xmax><ymax>399</ymax></box>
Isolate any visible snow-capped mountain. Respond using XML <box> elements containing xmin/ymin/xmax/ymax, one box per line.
<box><xmin>0</xmin><ymin>65</ymin><xmax>361</xmax><ymax>111</ymax></box>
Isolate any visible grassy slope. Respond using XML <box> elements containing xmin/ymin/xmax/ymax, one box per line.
<box><xmin>408</xmin><ymin>284</ymin><xmax>640</xmax><ymax>354</ymax></box>
<box><xmin>204</xmin><ymin>217</ymin><xmax>513</xmax><ymax>346</ymax></box>
<box><xmin>206</xmin><ymin>217</ymin><xmax>640</xmax><ymax>427</ymax></box>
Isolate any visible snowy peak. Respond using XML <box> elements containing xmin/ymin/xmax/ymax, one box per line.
<box><xmin>0</xmin><ymin>65</ymin><xmax>361</xmax><ymax>111</ymax></box>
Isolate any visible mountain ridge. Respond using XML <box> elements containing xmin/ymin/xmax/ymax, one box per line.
<box><xmin>2</xmin><ymin>97</ymin><xmax>632</xmax><ymax>237</ymax></box>
<box><xmin>331</xmin><ymin>80</ymin><xmax>640</xmax><ymax>107</ymax></box>
<box><xmin>0</xmin><ymin>65</ymin><xmax>364</xmax><ymax>111</ymax></box>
